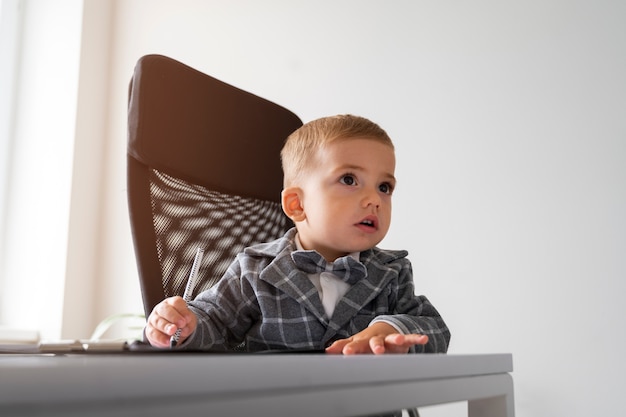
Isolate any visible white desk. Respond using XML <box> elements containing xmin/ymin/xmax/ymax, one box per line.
<box><xmin>0</xmin><ymin>353</ymin><xmax>514</xmax><ymax>417</ymax></box>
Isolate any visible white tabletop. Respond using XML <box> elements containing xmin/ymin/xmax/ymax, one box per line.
<box><xmin>0</xmin><ymin>352</ymin><xmax>514</xmax><ymax>417</ymax></box>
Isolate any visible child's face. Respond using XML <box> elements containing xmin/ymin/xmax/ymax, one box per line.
<box><xmin>290</xmin><ymin>138</ymin><xmax>396</xmax><ymax>261</ymax></box>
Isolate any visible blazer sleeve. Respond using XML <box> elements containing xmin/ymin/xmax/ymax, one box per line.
<box><xmin>370</xmin><ymin>259</ymin><xmax>451</xmax><ymax>353</ymax></box>
<box><xmin>181</xmin><ymin>256</ymin><xmax>259</xmax><ymax>351</ymax></box>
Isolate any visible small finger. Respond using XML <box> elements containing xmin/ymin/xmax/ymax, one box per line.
<box><xmin>385</xmin><ymin>333</ymin><xmax>429</xmax><ymax>346</ymax></box>
<box><xmin>149</xmin><ymin>313</ymin><xmax>176</xmax><ymax>336</ymax></box>
<box><xmin>156</xmin><ymin>304</ymin><xmax>184</xmax><ymax>327</ymax></box>
<box><xmin>325</xmin><ymin>339</ymin><xmax>349</xmax><ymax>354</ymax></box>
<box><xmin>369</xmin><ymin>336</ymin><xmax>386</xmax><ymax>355</ymax></box>
<box><xmin>384</xmin><ymin>333</ymin><xmax>405</xmax><ymax>345</ymax></box>
<box><xmin>406</xmin><ymin>334</ymin><xmax>429</xmax><ymax>345</ymax></box>
<box><xmin>145</xmin><ymin>325</ymin><xmax>169</xmax><ymax>348</ymax></box>
<box><xmin>164</xmin><ymin>323</ymin><xmax>178</xmax><ymax>336</ymax></box>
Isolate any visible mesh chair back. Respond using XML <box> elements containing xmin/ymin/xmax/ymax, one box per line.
<box><xmin>127</xmin><ymin>55</ymin><xmax>302</xmax><ymax>315</ymax></box>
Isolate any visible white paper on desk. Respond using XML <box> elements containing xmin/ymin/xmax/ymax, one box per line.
<box><xmin>37</xmin><ymin>339</ymin><xmax>129</xmax><ymax>353</ymax></box>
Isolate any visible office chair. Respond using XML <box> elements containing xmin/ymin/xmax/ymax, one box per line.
<box><xmin>127</xmin><ymin>54</ymin><xmax>303</xmax><ymax>316</ymax></box>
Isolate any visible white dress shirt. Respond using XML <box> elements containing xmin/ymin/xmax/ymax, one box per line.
<box><xmin>295</xmin><ymin>235</ymin><xmax>354</xmax><ymax>318</ymax></box>
<box><xmin>294</xmin><ymin>234</ymin><xmax>404</xmax><ymax>333</ymax></box>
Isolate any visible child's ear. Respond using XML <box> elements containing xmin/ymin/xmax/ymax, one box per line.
<box><xmin>281</xmin><ymin>187</ymin><xmax>306</xmax><ymax>222</ymax></box>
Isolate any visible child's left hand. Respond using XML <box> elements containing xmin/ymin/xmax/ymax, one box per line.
<box><xmin>325</xmin><ymin>322</ymin><xmax>429</xmax><ymax>355</ymax></box>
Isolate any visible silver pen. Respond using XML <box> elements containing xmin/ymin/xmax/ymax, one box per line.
<box><xmin>170</xmin><ymin>247</ymin><xmax>204</xmax><ymax>348</ymax></box>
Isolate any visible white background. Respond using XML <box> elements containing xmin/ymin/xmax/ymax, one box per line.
<box><xmin>1</xmin><ymin>1</ymin><xmax>624</xmax><ymax>416</ymax></box>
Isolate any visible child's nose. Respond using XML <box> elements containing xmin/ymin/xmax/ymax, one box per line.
<box><xmin>361</xmin><ymin>188</ymin><xmax>381</xmax><ymax>208</ymax></box>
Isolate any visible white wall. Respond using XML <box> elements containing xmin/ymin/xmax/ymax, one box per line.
<box><xmin>0</xmin><ymin>0</ymin><xmax>118</xmax><ymax>341</ymax></box>
<box><xmin>79</xmin><ymin>0</ymin><xmax>626</xmax><ymax>416</ymax></box>
<box><xmin>0</xmin><ymin>0</ymin><xmax>83</xmax><ymax>339</ymax></box>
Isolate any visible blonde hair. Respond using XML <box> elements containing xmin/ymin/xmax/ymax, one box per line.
<box><xmin>281</xmin><ymin>114</ymin><xmax>394</xmax><ymax>187</ymax></box>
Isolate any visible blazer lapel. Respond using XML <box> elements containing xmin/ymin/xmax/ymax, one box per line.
<box><xmin>322</xmin><ymin>248</ymin><xmax>405</xmax><ymax>341</ymax></box>
<box><xmin>257</xmin><ymin>245</ymin><xmax>328</xmax><ymax>326</ymax></box>
<box><xmin>245</xmin><ymin>230</ymin><xmax>410</xmax><ymax>342</ymax></box>
<box><xmin>322</xmin><ymin>273</ymin><xmax>390</xmax><ymax>340</ymax></box>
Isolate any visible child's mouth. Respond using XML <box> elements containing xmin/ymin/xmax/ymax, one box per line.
<box><xmin>360</xmin><ymin>219</ymin><xmax>374</xmax><ymax>227</ymax></box>
<box><xmin>357</xmin><ymin>217</ymin><xmax>378</xmax><ymax>231</ymax></box>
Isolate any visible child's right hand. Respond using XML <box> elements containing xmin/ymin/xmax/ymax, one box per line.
<box><xmin>145</xmin><ymin>296</ymin><xmax>198</xmax><ymax>348</ymax></box>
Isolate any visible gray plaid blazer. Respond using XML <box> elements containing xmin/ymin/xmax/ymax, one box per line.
<box><xmin>184</xmin><ymin>228</ymin><xmax>450</xmax><ymax>352</ymax></box>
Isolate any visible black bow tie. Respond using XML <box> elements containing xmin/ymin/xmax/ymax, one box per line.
<box><xmin>291</xmin><ymin>250</ymin><xmax>367</xmax><ymax>285</ymax></box>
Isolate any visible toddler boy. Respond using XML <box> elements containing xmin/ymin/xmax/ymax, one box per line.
<box><xmin>145</xmin><ymin>114</ymin><xmax>450</xmax><ymax>355</ymax></box>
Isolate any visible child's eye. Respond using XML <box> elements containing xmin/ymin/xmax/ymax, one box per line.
<box><xmin>379</xmin><ymin>182</ymin><xmax>394</xmax><ymax>194</ymax></box>
<box><xmin>339</xmin><ymin>174</ymin><xmax>357</xmax><ymax>186</ymax></box>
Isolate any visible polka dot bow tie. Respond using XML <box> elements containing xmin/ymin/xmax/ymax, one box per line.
<box><xmin>290</xmin><ymin>250</ymin><xmax>368</xmax><ymax>285</ymax></box>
